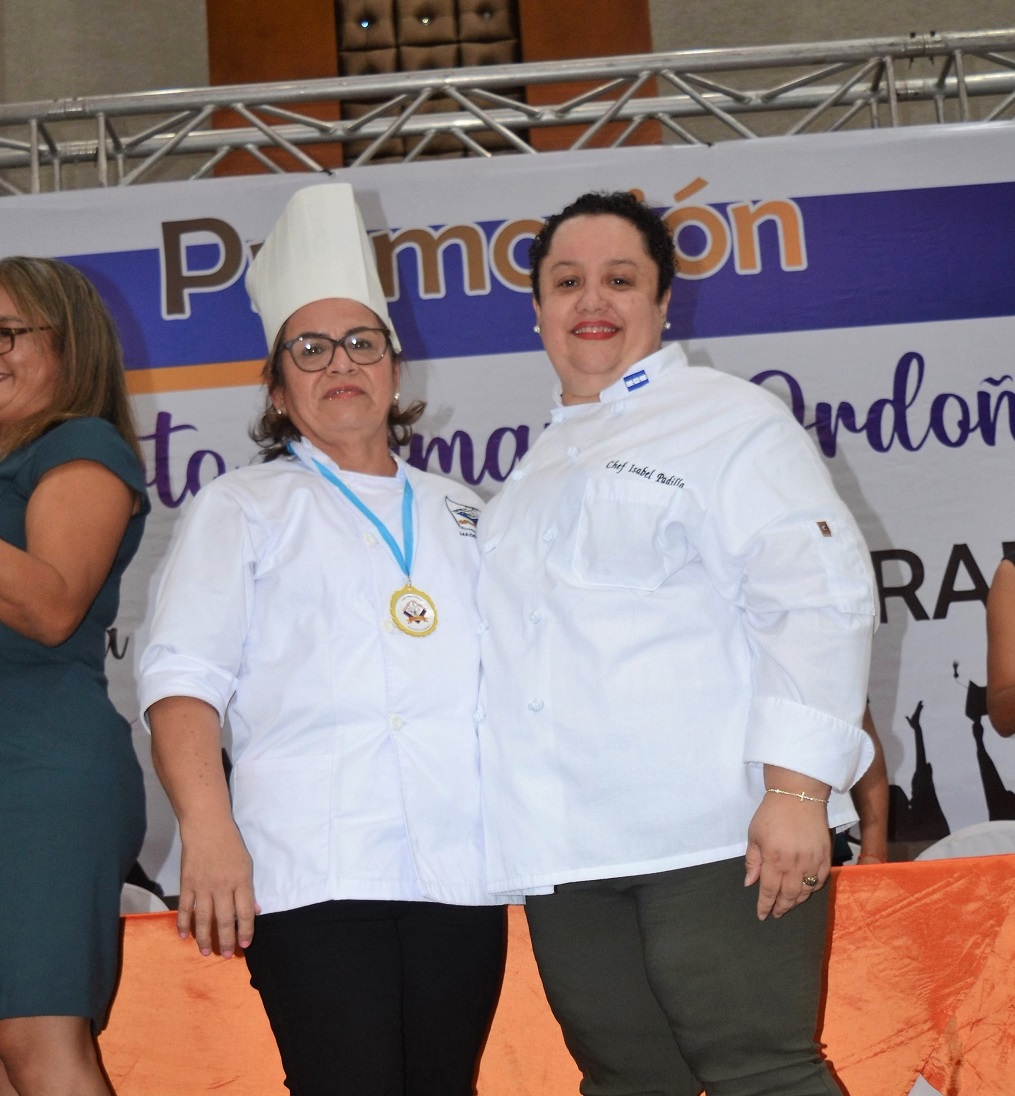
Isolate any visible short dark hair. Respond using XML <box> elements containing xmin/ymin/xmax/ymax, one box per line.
<box><xmin>0</xmin><ymin>256</ymin><xmax>142</xmax><ymax>464</ymax></box>
<box><xmin>529</xmin><ymin>191</ymin><xmax>677</xmax><ymax>303</ymax></box>
<box><xmin>250</xmin><ymin>323</ymin><xmax>425</xmax><ymax>462</ymax></box>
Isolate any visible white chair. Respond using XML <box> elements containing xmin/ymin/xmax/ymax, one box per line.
<box><xmin>909</xmin><ymin>1076</ymin><xmax>943</xmax><ymax>1095</ymax></box>
<box><xmin>119</xmin><ymin>881</ymin><xmax>170</xmax><ymax>913</ymax></box>
<box><xmin>915</xmin><ymin>820</ymin><xmax>1015</xmax><ymax>861</ymax></box>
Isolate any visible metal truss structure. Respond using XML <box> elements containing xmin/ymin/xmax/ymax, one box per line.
<box><xmin>1</xmin><ymin>27</ymin><xmax>1014</xmax><ymax>195</ymax></box>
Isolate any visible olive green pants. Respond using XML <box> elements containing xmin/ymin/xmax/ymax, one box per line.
<box><xmin>525</xmin><ymin>858</ymin><xmax>843</xmax><ymax>1096</ymax></box>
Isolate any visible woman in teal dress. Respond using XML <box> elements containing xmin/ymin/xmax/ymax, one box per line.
<box><xmin>0</xmin><ymin>257</ymin><xmax>149</xmax><ymax>1096</ymax></box>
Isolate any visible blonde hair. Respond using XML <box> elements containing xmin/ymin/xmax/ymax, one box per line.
<box><xmin>0</xmin><ymin>257</ymin><xmax>142</xmax><ymax>463</ymax></box>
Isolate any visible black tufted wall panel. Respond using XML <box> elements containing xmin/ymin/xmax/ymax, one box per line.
<box><xmin>341</xmin><ymin>0</ymin><xmax>398</xmax><ymax>50</ymax></box>
<box><xmin>336</xmin><ymin>0</ymin><xmax>520</xmax><ymax>158</ymax></box>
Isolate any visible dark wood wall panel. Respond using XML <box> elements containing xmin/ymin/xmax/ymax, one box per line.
<box><xmin>207</xmin><ymin>0</ymin><xmax>340</xmax><ymax>85</ymax></box>
<box><xmin>518</xmin><ymin>0</ymin><xmax>657</xmax><ymax>150</ymax></box>
<box><xmin>206</xmin><ymin>0</ymin><xmax>343</xmax><ymax>171</ymax></box>
<box><xmin>204</xmin><ymin>0</ymin><xmax>655</xmax><ymax>168</ymax></box>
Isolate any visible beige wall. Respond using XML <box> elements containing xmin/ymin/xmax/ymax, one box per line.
<box><xmin>0</xmin><ymin>0</ymin><xmax>208</xmax><ymax>102</ymax></box>
<box><xmin>0</xmin><ymin>1</ymin><xmax>209</xmax><ymax>190</ymax></box>
<box><xmin>646</xmin><ymin>1</ymin><xmax>1015</xmax><ymax>137</ymax></box>
<box><xmin>648</xmin><ymin>1</ymin><xmax>1014</xmax><ymax>50</ymax></box>
<box><xmin>3</xmin><ymin>1</ymin><xmax>1012</xmax><ymax>104</ymax></box>
<box><xmin>3</xmin><ymin>1</ymin><xmax>1014</xmax><ymax>105</ymax></box>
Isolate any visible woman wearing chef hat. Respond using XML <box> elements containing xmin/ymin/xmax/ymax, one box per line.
<box><xmin>140</xmin><ymin>183</ymin><xmax>510</xmax><ymax>1096</ymax></box>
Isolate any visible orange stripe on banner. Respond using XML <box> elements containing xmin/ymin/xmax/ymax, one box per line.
<box><xmin>126</xmin><ymin>360</ymin><xmax>264</xmax><ymax>395</ymax></box>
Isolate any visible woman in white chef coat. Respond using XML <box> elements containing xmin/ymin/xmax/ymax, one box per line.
<box><xmin>140</xmin><ymin>184</ymin><xmax>508</xmax><ymax>1096</ymax></box>
<box><xmin>476</xmin><ymin>190</ymin><xmax>877</xmax><ymax>1095</ymax></box>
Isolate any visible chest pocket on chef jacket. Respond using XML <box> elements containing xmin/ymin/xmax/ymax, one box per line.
<box><xmin>573</xmin><ymin>476</ymin><xmax>687</xmax><ymax>591</ymax></box>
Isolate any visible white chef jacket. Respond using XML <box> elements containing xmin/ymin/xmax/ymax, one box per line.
<box><xmin>140</xmin><ymin>438</ymin><xmax>511</xmax><ymax>913</ymax></box>
<box><xmin>477</xmin><ymin>344</ymin><xmax>877</xmax><ymax>895</ymax></box>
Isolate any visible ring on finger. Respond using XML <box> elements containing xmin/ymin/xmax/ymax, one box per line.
<box><xmin>802</xmin><ymin>874</ymin><xmax>819</xmax><ymax>887</ymax></box>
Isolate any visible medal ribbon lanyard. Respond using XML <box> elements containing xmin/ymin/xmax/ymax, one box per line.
<box><xmin>309</xmin><ymin>456</ymin><xmax>415</xmax><ymax>583</ymax></box>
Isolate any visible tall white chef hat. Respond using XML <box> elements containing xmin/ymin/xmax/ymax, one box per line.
<box><xmin>245</xmin><ymin>182</ymin><xmax>400</xmax><ymax>353</ymax></box>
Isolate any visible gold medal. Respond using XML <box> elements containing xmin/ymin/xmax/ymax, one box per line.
<box><xmin>390</xmin><ymin>584</ymin><xmax>438</xmax><ymax>637</ymax></box>
<box><xmin>298</xmin><ymin>448</ymin><xmax>437</xmax><ymax>638</ymax></box>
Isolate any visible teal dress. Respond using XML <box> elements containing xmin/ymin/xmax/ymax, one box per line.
<box><xmin>0</xmin><ymin>417</ymin><xmax>149</xmax><ymax>1031</ymax></box>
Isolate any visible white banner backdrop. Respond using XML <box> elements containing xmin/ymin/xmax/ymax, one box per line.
<box><xmin>3</xmin><ymin>123</ymin><xmax>1014</xmax><ymax>892</ymax></box>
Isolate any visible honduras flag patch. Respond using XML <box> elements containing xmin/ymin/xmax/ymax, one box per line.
<box><xmin>623</xmin><ymin>369</ymin><xmax>650</xmax><ymax>392</ymax></box>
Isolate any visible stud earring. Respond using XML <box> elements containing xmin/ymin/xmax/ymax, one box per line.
<box><xmin>274</xmin><ymin>405</ymin><xmax>285</xmax><ymax>416</ymax></box>
<box><xmin>533</xmin><ymin>324</ymin><xmax>541</xmax><ymax>334</ymax></box>
<box><xmin>664</xmin><ymin>321</ymin><xmax>672</xmax><ymax>331</ymax></box>
<box><xmin>393</xmin><ymin>391</ymin><xmax>401</xmax><ymax>403</ymax></box>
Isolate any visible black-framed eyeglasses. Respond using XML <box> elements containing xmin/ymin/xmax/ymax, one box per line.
<box><xmin>0</xmin><ymin>325</ymin><xmax>53</xmax><ymax>355</ymax></box>
<box><xmin>281</xmin><ymin>327</ymin><xmax>392</xmax><ymax>372</ymax></box>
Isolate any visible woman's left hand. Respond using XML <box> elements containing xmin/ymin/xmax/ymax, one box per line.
<box><xmin>744</xmin><ymin>765</ymin><xmax>832</xmax><ymax>921</ymax></box>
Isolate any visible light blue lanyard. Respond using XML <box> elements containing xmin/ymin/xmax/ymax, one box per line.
<box><xmin>293</xmin><ymin>444</ymin><xmax>415</xmax><ymax>580</ymax></box>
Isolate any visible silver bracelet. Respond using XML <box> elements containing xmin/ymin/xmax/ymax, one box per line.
<box><xmin>765</xmin><ymin>787</ymin><xmax>830</xmax><ymax>805</ymax></box>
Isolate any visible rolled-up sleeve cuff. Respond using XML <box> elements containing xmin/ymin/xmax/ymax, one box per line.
<box><xmin>137</xmin><ymin>652</ymin><xmax>234</xmax><ymax>732</ymax></box>
<box><xmin>744</xmin><ymin>694</ymin><xmax>874</xmax><ymax>792</ymax></box>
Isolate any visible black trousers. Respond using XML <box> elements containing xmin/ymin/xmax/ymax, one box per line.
<box><xmin>243</xmin><ymin>899</ymin><xmax>507</xmax><ymax>1096</ymax></box>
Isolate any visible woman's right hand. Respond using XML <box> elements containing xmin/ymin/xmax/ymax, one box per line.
<box><xmin>178</xmin><ymin>819</ymin><xmax>259</xmax><ymax>958</ymax></box>
<box><xmin>148</xmin><ymin>695</ymin><xmax>260</xmax><ymax>958</ymax></box>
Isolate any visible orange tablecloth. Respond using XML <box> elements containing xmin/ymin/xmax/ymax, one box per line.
<box><xmin>98</xmin><ymin>856</ymin><xmax>1015</xmax><ymax>1094</ymax></box>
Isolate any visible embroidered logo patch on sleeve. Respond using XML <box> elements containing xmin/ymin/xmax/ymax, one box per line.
<box><xmin>817</xmin><ymin>520</ymin><xmax>832</xmax><ymax>537</ymax></box>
